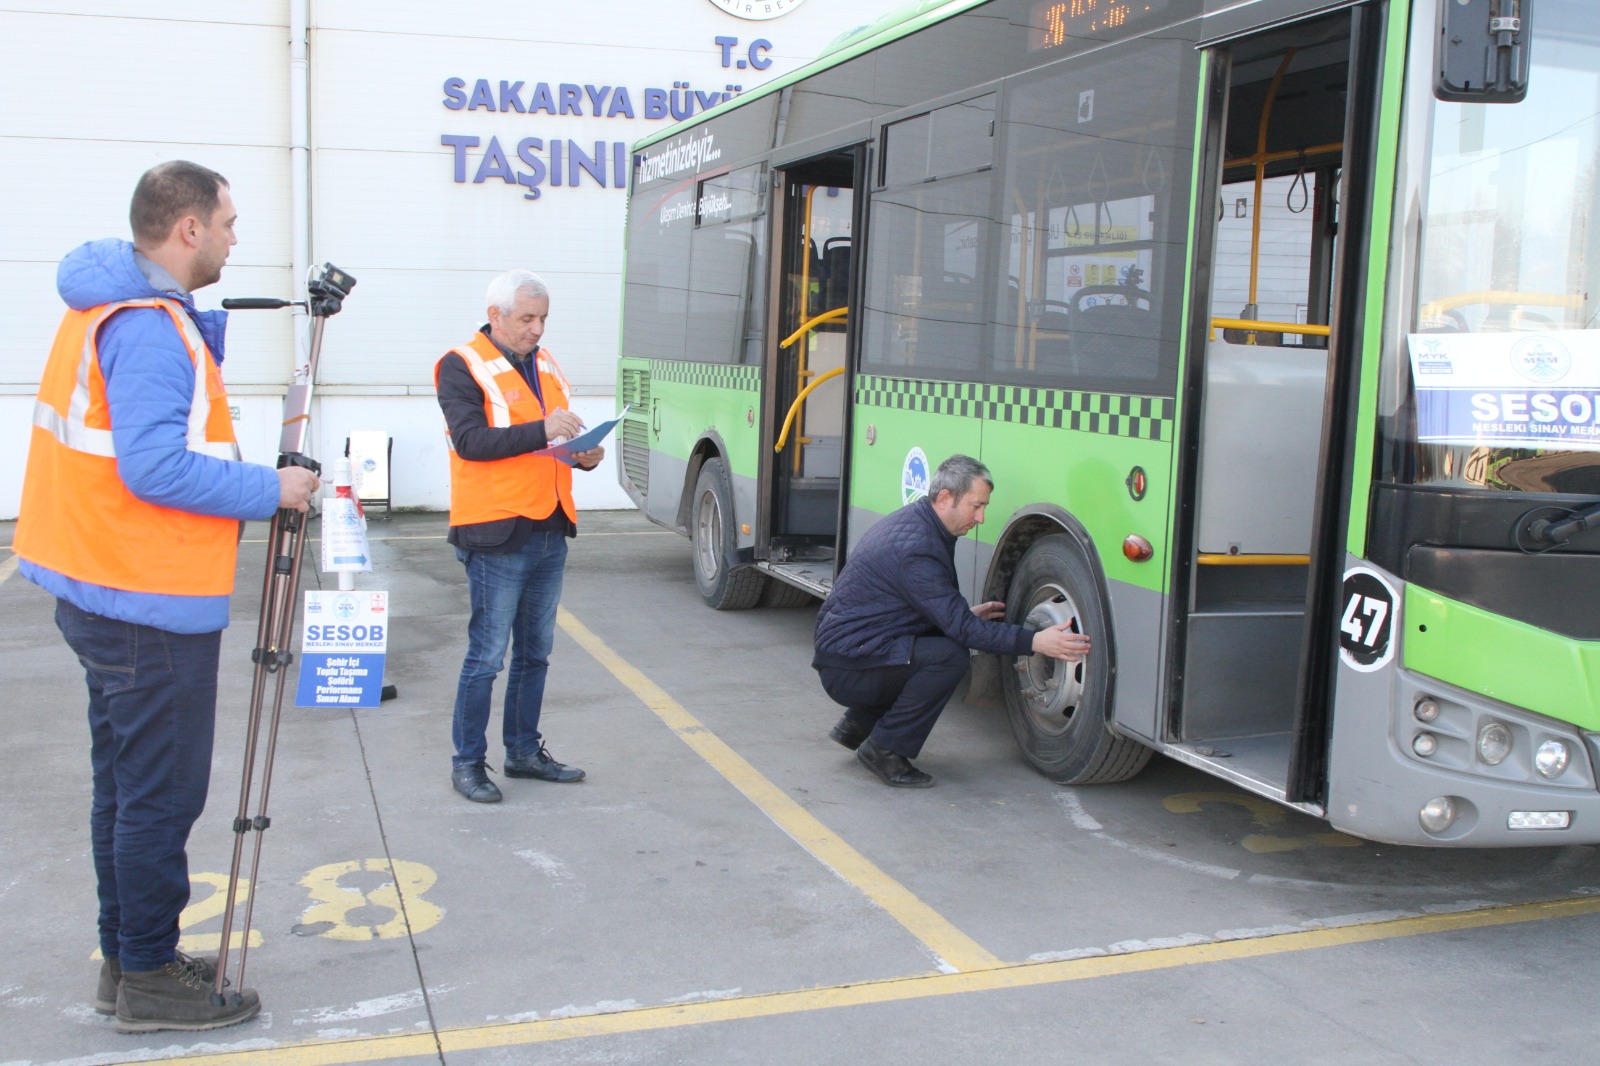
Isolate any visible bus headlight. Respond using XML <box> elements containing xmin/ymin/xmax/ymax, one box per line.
<box><xmin>1534</xmin><ymin>739</ymin><xmax>1571</xmax><ymax>779</ymax></box>
<box><xmin>1412</xmin><ymin>733</ymin><xmax>1438</xmax><ymax>757</ymax></box>
<box><xmin>1477</xmin><ymin>721</ymin><xmax>1513</xmax><ymax>765</ymax></box>
<box><xmin>1419</xmin><ymin>797</ymin><xmax>1457</xmax><ymax>833</ymax></box>
<box><xmin>1414</xmin><ymin>697</ymin><xmax>1440</xmax><ymax>723</ymax></box>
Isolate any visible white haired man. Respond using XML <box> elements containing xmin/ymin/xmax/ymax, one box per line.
<box><xmin>433</xmin><ymin>270</ymin><xmax>604</xmax><ymax>802</ymax></box>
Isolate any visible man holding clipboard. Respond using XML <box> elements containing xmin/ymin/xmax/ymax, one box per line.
<box><xmin>433</xmin><ymin>269</ymin><xmax>612</xmax><ymax>803</ymax></box>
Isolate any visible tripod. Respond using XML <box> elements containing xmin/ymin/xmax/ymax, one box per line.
<box><xmin>211</xmin><ymin>264</ymin><xmax>356</xmax><ymax>1004</ymax></box>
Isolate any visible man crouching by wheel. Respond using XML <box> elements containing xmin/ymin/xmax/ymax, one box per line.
<box><xmin>812</xmin><ymin>454</ymin><xmax>1089</xmax><ymax>787</ymax></box>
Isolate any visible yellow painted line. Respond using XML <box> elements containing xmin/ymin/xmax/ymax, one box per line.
<box><xmin>146</xmin><ymin>895</ymin><xmax>1600</xmax><ymax>1065</ymax></box>
<box><xmin>557</xmin><ymin>605</ymin><xmax>1003</xmax><ymax>974</ymax></box>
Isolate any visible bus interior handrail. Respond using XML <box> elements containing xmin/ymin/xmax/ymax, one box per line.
<box><xmin>1418</xmin><ymin>290</ymin><xmax>1585</xmax><ymax>319</ymax></box>
<box><xmin>774</xmin><ymin>366</ymin><xmax>845</xmax><ymax>453</ymax></box>
<box><xmin>780</xmin><ymin>306</ymin><xmax>849</xmax><ymax>349</ymax></box>
<box><xmin>1209</xmin><ymin>317</ymin><xmax>1331</xmax><ymax>338</ymax></box>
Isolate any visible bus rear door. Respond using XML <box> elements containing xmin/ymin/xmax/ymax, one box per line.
<box><xmin>759</xmin><ymin>148</ymin><xmax>865</xmax><ymax>596</ymax></box>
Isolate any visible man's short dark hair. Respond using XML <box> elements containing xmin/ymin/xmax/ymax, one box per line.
<box><xmin>129</xmin><ymin>161</ymin><xmax>229</xmax><ymax>246</ymax></box>
<box><xmin>929</xmin><ymin>454</ymin><xmax>994</xmax><ymax>502</ymax></box>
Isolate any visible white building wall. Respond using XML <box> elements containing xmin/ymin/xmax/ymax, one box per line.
<box><xmin>0</xmin><ymin>0</ymin><xmax>907</xmax><ymax>517</ymax></box>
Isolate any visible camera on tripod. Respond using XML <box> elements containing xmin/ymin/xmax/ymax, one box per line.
<box><xmin>221</xmin><ymin>262</ymin><xmax>357</xmax><ymax>317</ymax></box>
<box><xmin>306</xmin><ymin>263</ymin><xmax>356</xmax><ymax>317</ymax></box>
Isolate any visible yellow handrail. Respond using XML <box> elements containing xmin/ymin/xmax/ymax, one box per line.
<box><xmin>1210</xmin><ymin>317</ymin><xmax>1331</xmax><ymax>338</ymax></box>
<box><xmin>1418</xmin><ymin>290</ymin><xmax>1584</xmax><ymax>319</ymax></box>
<box><xmin>781</xmin><ymin>306</ymin><xmax>849</xmax><ymax>349</ymax></box>
<box><xmin>1248</xmin><ymin>50</ymin><xmax>1295</xmax><ymax>309</ymax></box>
<box><xmin>1197</xmin><ymin>553</ymin><xmax>1310</xmax><ymax>566</ymax></box>
<box><xmin>774</xmin><ymin>366</ymin><xmax>845</xmax><ymax>453</ymax></box>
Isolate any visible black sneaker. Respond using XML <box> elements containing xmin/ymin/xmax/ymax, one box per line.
<box><xmin>504</xmin><ymin>745</ymin><xmax>585</xmax><ymax>783</ymax></box>
<box><xmin>451</xmin><ymin>761</ymin><xmax>503</xmax><ymax>802</ymax></box>
<box><xmin>856</xmin><ymin>736</ymin><xmax>935</xmax><ymax>788</ymax></box>
<box><xmin>115</xmin><ymin>955</ymin><xmax>259</xmax><ymax>1033</ymax></box>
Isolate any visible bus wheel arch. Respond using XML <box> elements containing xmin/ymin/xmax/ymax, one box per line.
<box><xmin>690</xmin><ymin>451</ymin><xmax>766</xmax><ymax>610</ymax></box>
<box><xmin>675</xmin><ymin>434</ymin><xmax>730</xmax><ymax>531</ymax></box>
<box><xmin>994</xmin><ymin>514</ymin><xmax>1151</xmax><ymax>785</ymax></box>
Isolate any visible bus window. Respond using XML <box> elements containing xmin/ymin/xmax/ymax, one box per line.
<box><xmin>622</xmin><ymin>184</ymin><xmax>693</xmax><ymax>362</ymax></box>
<box><xmin>689</xmin><ymin>164</ymin><xmax>769</xmax><ymax>365</ymax></box>
<box><xmin>862</xmin><ymin>174</ymin><xmax>991</xmax><ymax>376</ymax></box>
<box><xmin>989</xmin><ymin>41</ymin><xmax>1193</xmax><ymax>391</ymax></box>
<box><xmin>1385</xmin><ymin>0</ymin><xmax>1600</xmax><ymax>495</ymax></box>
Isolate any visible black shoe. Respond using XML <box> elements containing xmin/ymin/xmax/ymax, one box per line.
<box><xmin>504</xmin><ymin>745</ymin><xmax>585</xmax><ymax>783</ymax></box>
<box><xmin>451</xmin><ymin>761</ymin><xmax>503</xmax><ymax>802</ymax></box>
<box><xmin>856</xmin><ymin>737</ymin><xmax>934</xmax><ymax>788</ymax></box>
<box><xmin>829</xmin><ymin>714</ymin><xmax>870</xmax><ymax>751</ymax></box>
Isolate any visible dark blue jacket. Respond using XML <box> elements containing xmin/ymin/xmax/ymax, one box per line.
<box><xmin>813</xmin><ymin>497</ymin><xmax>1034</xmax><ymax>669</ymax></box>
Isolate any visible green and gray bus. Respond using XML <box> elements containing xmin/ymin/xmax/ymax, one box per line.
<box><xmin>615</xmin><ymin>0</ymin><xmax>1600</xmax><ymax>845</ymax></box>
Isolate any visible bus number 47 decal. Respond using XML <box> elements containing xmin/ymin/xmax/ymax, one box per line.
<box><xmin>1339</xmin><ymin>566</ymin><xmax>1398</xmax><ymax>673</ymax></box>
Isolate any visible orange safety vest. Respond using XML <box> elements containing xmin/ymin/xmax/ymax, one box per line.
<box><xmin>435</xmin><ymin>332</ymin><xmax>576</xmax><ymax>527</ymax></box>
<box><xmin>14</xmin><ymin>299</ymin><xmax>242</xmax><ymax>597</ymax></box>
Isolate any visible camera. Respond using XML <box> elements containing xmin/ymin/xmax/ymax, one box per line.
<box><xmin>307</xmin><ymin>262</ymin><xmax>357</xmax><ymax>317</ymax></box>
<box><xmin>312</xmin><ymin>263</ymin><xmax>356</xmax><ymax>299</ymax></box>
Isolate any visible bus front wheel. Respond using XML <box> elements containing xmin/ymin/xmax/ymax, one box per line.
<box><xmin>691</xmin><ymin>457</ymin><xmax>766</xmax><ymax>610</ymax></box>
<box><xmin>1001</xmin><ymin>534</ymin><xmax>1151</xmax><ymax>785</ymax></box>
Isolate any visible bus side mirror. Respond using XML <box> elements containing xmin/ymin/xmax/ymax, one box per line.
<box><xmin>1435</xmin><ymin>0</ymin><xmax>1531</xmax><ymax>103</ymax></box>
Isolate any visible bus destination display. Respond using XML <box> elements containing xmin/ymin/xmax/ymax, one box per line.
<box><xmin>1030</xmin><ymin>0</ymin><xmax>1167</xmax><ymax>47</ymax></box>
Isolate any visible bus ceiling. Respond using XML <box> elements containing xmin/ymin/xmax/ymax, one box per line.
<box><xmin>1436</xmin><ymin>0</ymin><xmax>1531</xmax><ymax>103</ymax></box>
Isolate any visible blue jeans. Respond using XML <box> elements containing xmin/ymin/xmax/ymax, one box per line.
<box><xmin>452</xmin><ymin>532</ymin><xmax>568</xmax><ymax>767</ymax></box>
<box><xmin>55</xmin><ymin>599</ymin><xmax>220</xmax><ymax>972</ymax></box>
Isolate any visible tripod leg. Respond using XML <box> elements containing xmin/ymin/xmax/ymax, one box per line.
<box><xmin>212</xmin><ymin>503</ymin><xmax>309</xmax><ymax>1001</ymax></box>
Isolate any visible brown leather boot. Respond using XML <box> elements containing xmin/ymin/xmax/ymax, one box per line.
<box><xmin>115</xmin><ymin>955</ymin><xmax>259</xmax><ymax>1034</ymax></box>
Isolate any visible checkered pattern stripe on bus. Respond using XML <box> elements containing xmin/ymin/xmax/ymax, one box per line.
<box><xmin>648</xmin><ymin>361</ymin><xmax>761</xmax><ymax>392</ymax></box>
<box><xmin>854</xmin><ymin>377</ymin><xmax>1175</xmax><ymax>441</ymax></box>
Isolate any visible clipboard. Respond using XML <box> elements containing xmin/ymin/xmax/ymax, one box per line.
<box><xmin>531</xmin><ymin>404</ymin><xmax>631</xmax><ymax>466</ymax></box>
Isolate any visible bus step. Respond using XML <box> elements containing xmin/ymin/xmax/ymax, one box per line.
<box><xmin>759</xmin><ymin>561</ymin><xmax>832</xmax><ymax>596</ymax></box>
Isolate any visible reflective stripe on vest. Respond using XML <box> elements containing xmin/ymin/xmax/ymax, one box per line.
<box><xmin>435</xmin><ymin>334</ymin><xmax>576</xmax><ymax>526</ymax></box>
<box><xmin>30</xmin><ymin>298</ymin><xmax>238</xmax><ymax>462</ymax></box>
<box><xmin>14</xmin><ymin>297</ymin><xmax>243</xmax><ymax>598</ymax></box>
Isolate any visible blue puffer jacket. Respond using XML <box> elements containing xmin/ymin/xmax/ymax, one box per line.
<box><xmin>19</xmin><ymin>239</ymin><xmax>280</xmax><ymax>634</ymax></box>
<box><xmin>813</xmin><ymin>497</ymin><xmax>1034</xmax><ymax>669</ymax></box>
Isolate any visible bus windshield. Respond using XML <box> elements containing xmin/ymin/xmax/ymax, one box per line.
<box><xmin>1387</xmin><ymin>0</ymin><xmax>1600</xmax><ymax>494</ymax></box>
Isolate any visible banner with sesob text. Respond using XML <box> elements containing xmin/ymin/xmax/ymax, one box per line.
<box><xmin>1409</xmin><ymin>330</ymin><xmax>1600</xmax><ymax>451</ymax></box>
<box><xmin>296</xmin><ymin>591</ymin><xmax>389</xmax><ymax>708</ymax></box>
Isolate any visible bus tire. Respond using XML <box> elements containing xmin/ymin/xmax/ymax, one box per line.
<box><xmin>1000</xmin><ymin>534</ymin><xmax>1152</xmax><ymax>785</ymax></box>
<box><xmin>692</xmin><ymin>457</ymin><xmax>766</xmax><ymax>610</ymax></box>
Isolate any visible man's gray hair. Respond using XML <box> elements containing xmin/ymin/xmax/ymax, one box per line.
<box><xmin>486</xmin><ymin>269</ymin><xmax>549</xmax><ymax>314</ymax></box>
<box><xmin>929</xmin><ymin>454</ymin><xmax>993</xmax><ymax>502</ymax></box>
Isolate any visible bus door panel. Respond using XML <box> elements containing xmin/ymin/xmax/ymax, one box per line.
<box><xmin>1179</xmin><ymin>9</ymin><xmax>1368</xmax><ymax>802</ymax></box>
<box><xmin>765</xmin><ymin>150</ymin><xmax>861</xmax><ymax>585</ymax></box>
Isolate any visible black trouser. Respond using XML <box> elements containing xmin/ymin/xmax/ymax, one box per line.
<box><xmin>816</xmin><ymin>636</ymin><xmax>970</xmax><ymax>758</ymax></box>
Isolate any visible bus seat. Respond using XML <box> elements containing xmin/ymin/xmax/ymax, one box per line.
<box><xmin>1029</xmin><ymin>310</ymin><xmax>1073</xmax><ymax>375</ymax></box>
<box><xmin>820</xmin><ymin>238</ymin><xmax>852</xmax><ymax>310</ymax></box>
<box><xmin>1070</xmin><ymin>299</ymin><xmax>1161</xmax><ymax>380</ymax></box>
